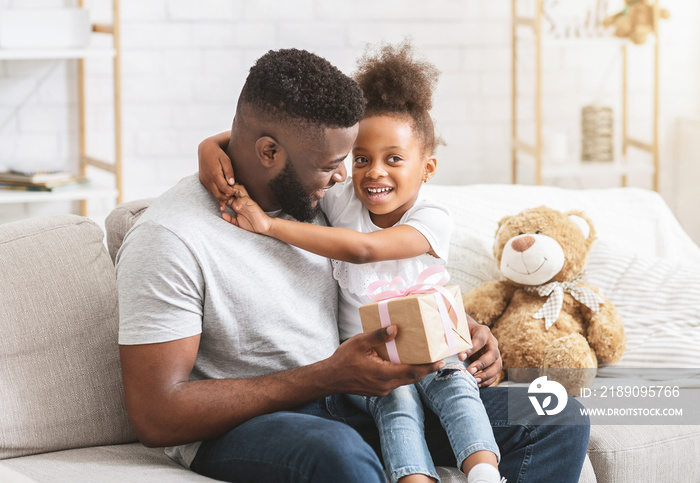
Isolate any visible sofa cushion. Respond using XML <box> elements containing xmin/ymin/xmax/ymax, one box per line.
<box><xmin>587</xmin><ymin>241</ymin><xmax>700</xmax><ymax>368</ymax></box>
<box><xmin>0</xmin><ymin>215</ymin><xmax>136</xmax><ymax>459</ymax></box>
<box><xmin>588</xmin><ymin>424</ymin><xmax>700</xmax><ymax>482</ymax></box>
<box><xmin>105</xmin><ymin>198</ymin><xmax>155</xmax><ymax>263</ymax></box>
<box><xmin>1</xmin><ymin>443</ymin><xmax>210</xmax><ymax>482</ymax></box>
<box><xmin>0</xmin><ymin>463</ymin><xmax>36</xmax><ymax>483</ymax></box>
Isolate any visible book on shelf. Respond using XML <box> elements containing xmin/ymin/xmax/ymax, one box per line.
<box><xmin>0</xmin><ymin>176</ymin><xmax>89</xmax><ymax>192</ymax></box>
<box><xmin>0</xmin><ymin>170</ymin><xmax>75</xmax><ymax>184</ymax></box>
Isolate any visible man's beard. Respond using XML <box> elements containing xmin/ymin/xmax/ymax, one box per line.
<box><xmin>268</xmin><ymin>160</ymin><xmax>319</xmax><ymax>222</ymax></box>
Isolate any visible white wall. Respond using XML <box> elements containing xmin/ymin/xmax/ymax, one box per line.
<box><xmin>110</xmin><ymin>0</ymin><xmax>517</xmax><ymax>199</ymax></box>
<box><xmin>1</xmin><ymin>0</ymin><xmax>699</xmax><ymax>242</ymax></box>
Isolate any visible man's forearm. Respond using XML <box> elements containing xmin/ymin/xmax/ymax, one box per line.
<box><xmin>143</xmin><ymin>361</ymin><xmax>336</xmax><ymax>446</ymax></box>
<box><xmin>120</xmin><ymin>339</ymin><xmax>342</xmax><ymax>448</ymax></box>
<box><xmin>121</xmin><ymin>328</ymin><xmax>442</xmax><ymax>448</ymax></box>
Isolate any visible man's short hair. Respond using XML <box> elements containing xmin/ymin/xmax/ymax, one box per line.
<box><xmin>239</xmin><ymin>48</ymin><xmax>366</xmax><ymax>131</ymax></box>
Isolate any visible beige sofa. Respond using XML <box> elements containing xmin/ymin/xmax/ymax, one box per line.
<box><xmin>1</xmin><ymin>183</ymin><xmax>699</xmax><ymax>482</ymax></box>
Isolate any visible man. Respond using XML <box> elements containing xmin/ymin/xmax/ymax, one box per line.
<box><xmin>117</xmin><ymin>48</ymin><xmax>589</xmax><ymax>483</ymax></box>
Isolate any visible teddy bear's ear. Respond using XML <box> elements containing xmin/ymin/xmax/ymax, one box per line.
<box><xmin>568</xmin><ymin>214</ymin><xmax>591</xmax><ymax>239</ymax></box>
<box><xmin>492</xmin><ymin>215</ymin><xmax>512</xmax><ymax>259</ymax></box>
<box><xmin>494</xmin><ymin>215</ymin><xmax>512</xmax><ymax>241</ymax></box>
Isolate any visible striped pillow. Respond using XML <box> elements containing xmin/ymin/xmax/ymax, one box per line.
<box><xmin>587</xmin><ymin>241</ymin><xmax>700</xmax><ymax>368</ymax></box>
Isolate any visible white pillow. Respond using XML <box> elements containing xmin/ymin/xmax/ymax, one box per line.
<box><xmin>424</xmin><ymin>184</ymin><xmax>700</xmax><ymax>264</ymax></box>
<box><xmin>587</xmin><ymin>242</ymin><xmax>700</xmax><ymax>368</ymax></box>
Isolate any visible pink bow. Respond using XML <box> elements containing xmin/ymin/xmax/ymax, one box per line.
<box><xmin>366</xmin><ymin>265</ymin><xmax>451</xmax><ymax>302</ymax></box>
<box><xmin>366</xmin><ymin>266</ymin><xmax>458</xmax><ymax>364</ymax></box>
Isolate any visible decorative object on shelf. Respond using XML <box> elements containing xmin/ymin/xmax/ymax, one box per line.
<box><xmin>542</xmin><ymin>0</ymin><xmax>615</xmax><ymax>39</ymax></box>
<box><xmin>0</xmin><ymin>177</ymin><xmax>88</xmax><ymax>192</ymax></box>
<box><xmin>581</xmin><ymin>105</ymin><xmax>614</xmax><ymax>162</ymax></box>
<box><xmin>0</xmin><ymin>8</ymin><xmax>90</xmax><ymax>49</ymax></box>
<box><xmin>511</xmin><ymin>0</ymin><xmax>666</xmax><ymax>191</ymax></box>
<box><xmin>0</xmin><ymin>170</ymin><xmax>88</xmax><ymax>192</ymax></box>
<box><xmin>602</xmin><ymin>0</ymin><xmax>670</xmax><ymax>45</ymax></box>
<box><xmin>0</xmin><ymin>0</ymin><xmax>121</xmax><ymax>218</ymax></box>
<box><xmin>0</xmin><ymin>170</ymin><xmax>74</xmax><ymax>184</ymax></box>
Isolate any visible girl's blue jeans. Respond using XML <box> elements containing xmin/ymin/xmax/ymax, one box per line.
<box><xmin>347</xmin><ymin>363</ymin><xmax>500</xmax><ymax>482</ymax></box>
<box><xmin>190</xmin><ymin>386</ymin><xmax>590</xmax><ymax>483</ymax></box>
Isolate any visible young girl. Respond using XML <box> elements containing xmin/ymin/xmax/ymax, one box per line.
<box><xmin>198</xmin><ymin>43</ymin><xmax>503</xmax><ymax>483</ymax></box>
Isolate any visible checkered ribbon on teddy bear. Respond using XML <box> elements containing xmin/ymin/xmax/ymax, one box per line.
<box><xmin>524</xmin><ymin>271</ymin><xmax>604</xmax><ymax>330</ymax></box>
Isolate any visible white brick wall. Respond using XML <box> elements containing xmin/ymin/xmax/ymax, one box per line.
<box><xmin>1</xmin><ymin>0</ymin><xmax>699</xmax><ymax>243</ymax></box>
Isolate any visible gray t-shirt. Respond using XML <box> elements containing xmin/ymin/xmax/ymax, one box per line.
<box><xmin>116</xmin><ymin>174</ymin><xmax>339</xmax><ymax>467</ymax></box>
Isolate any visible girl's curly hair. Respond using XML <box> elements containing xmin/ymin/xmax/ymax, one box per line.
<box><xmin>354</xmin><ymin>41</ymin><xmax>442</xmax><ymax>154</ymax></box>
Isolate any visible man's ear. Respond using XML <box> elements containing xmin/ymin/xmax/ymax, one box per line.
<box><xmin>255</xmin><ymin>136</ymin><xmax>286</xmax><ymax>169</ymax></box>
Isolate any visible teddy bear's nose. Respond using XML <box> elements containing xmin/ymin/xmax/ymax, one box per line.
<box><xmin>511</xmin><ymin>235</ymin><xmax>535</xmax><ymax>253</ymax></box>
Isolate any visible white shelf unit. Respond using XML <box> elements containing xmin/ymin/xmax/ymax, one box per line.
<box><xmin>0</xmin><ymin>47</ymin><xmax>116</xmax><ymax>60</ymax></box>
<box><xmin>511</xmin><ymin>0</ymin><xmax>663</xmax><ymax>191</ymax></box>
<box><xmin>0</xmin><ymin>1</ymin><xmax>122</xmax><ymax>216</ymax></box>
<box><xmin>0</xmin><ymin>186</ymin><xmax>119</xmax><ymax>204</ymax></box>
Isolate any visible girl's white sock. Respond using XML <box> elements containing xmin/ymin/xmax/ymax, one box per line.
<box><xmin>467</xmin><ymin>462</ymin><xmax>502</xmax><ymax>483</ymax></box>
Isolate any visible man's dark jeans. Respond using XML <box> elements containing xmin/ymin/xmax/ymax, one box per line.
<box><xmin>191</xmin><ymin>386</ymin><xmax>590</xmax><ymax>483</ymax></box>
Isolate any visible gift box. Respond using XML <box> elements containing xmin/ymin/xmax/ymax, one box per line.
<box><xmin>360</xmin><ymin>282</ymin><xmax>473</xmax><ymax>365</ymax></box>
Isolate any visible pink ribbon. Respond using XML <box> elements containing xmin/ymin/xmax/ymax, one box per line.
<box><xmin>366</xmin><ymin>266</ymin><xmax>459</xmax><ymax>364</ymax></box>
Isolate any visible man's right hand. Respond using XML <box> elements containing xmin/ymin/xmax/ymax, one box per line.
<box><xmin>326</xmin><ymin>325</ymin><xmax>445</xmax><ymax>397</ymax></box>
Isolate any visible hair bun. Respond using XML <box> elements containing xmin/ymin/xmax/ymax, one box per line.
<box><xmin>354</xmin><ymin>40</ymin><xmax>439</xmax><ymax>115</ymax></box>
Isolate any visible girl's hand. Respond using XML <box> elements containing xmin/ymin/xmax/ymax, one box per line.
<box><xmin>198</xmin><ymin>134</ymin><xmax>236</xmax><ymax>211</ymax></box>
<box><xmin>223</xmin><ymin>184</ymin><xmax>274</xmax><ymax>235</ymax></box>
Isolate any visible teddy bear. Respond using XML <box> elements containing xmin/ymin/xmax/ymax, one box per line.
<box><xmin>462</xmin><ymin>206</ymin><xmax>625</xmax><ymax>396</ymax></box>
<box><xmin>602</xmin><ymin>0</ymin><xmax>670</xmax><ymax>45</ymax></box>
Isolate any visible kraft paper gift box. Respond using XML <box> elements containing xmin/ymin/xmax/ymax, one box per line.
<box><xmin>359</xmin><ymin>285</ymin><xmax>473</xmax><ymax>365</ymax></box>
